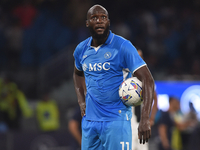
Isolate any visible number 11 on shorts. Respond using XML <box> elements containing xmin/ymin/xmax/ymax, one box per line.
<box><xmin>120</xmin><ymin>141</ymin><xmax>129</xmax><ymax>150</ymax></box>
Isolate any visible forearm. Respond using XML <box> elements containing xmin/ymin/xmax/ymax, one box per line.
<box><xmin>141</xmin><ymin>76</ymin><xmax>154</xmax><ymax>120</ymax></box>
<box><xmin>73</xmin><ymin>72</ymin><xmax>85</xmax><ymax>105</ymax></box>
<box><xmin>73</xmin><ymin>68</ymin><xmax>86</xmax><ymax>116</ymax></box>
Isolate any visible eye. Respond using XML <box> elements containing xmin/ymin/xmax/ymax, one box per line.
<box><xmin>91</xmin><ymin>16</ymin><xmax>97</xmax><ymax>21</ymax></box>
<box><xmin>101</xmin><ymin>16</ymin><xmax>107</xmax><ymax>20</ymax></box>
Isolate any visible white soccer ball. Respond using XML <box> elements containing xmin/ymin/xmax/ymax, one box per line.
<box><xmin>119</xmin><ymin>77</ymin><xmax>143</xmax><ymax>106</ymax></box>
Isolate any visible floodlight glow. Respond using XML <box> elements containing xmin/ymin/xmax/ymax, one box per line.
<box><xmin>180</xmin><ymin>85</ymin><xmax>200</xmax><ymax>120</ymax></box>
<box><xmin>157</xmin><ymin>94</ymin><xmax>169</xmax><ymax>112</ymax></box>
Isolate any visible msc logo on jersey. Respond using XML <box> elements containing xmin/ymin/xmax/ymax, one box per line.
<box><xmin>104</xmin><ymin>52</ymin><xmax>112</xmax><ymax>59</ymax></box>
<box><xmin>82</xmin><ymin>62</ymin><xmax>110</xmax><ymax>72</ymax></box>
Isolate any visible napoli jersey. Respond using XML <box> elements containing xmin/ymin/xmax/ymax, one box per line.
<box><xmin>73</xmin><ymin>31</ymin><xmax>146</xmax><ymax>121</ymax></box>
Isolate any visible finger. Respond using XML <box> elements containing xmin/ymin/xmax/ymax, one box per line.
<box><xmin>81</xmin><ymin>111</ymin><xmax>85</xmax><ymax>117</ymax></box>
<box><xmin>143</xmin><ymin>131</ymin><xmax>146</xmax><ymax>144</ymax></box>
<box><xmin>146</xmin><ymin>130</ymin><xmax>151</xmax><ymax>143</ymax></box>
<box><xmin>138</xmin><ymin>133</ymin><xmax>142</xmax><ymax>144</ymax></box>
<box><xmin>138</xmin><ymin>132</ymin><xmax>143</xmax><ymax>144</ymax></box>
<box><xmin>146</xmin><ymin>138</ymin><xmax>148</xmax><ymax>143</ymax></box>
<box><xmin>140</xmin><ymin>138</ymin><xmax>142</xmax><ymax>144</ymax></box>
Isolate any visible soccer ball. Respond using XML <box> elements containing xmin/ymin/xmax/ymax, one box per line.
<box><xmin>119</xmin><ymin>77</ymin><xmax>143</xmax><ymax>106</ymax></box>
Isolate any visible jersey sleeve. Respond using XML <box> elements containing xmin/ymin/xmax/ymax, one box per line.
<box><xmin>120</xmin><ymin>41</ymin><xmax>146</xmax><ymax>74</ymax></box>
<box><xmin>73</xmin><ymin>44</ymin><xmax>83</xmax><ymax>71</ymax></box>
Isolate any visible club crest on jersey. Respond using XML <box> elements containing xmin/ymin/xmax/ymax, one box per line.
<box><xmin>104</xmin><ymin>52</ymin><xmax>112</xmax><ymax>59</ymax></box>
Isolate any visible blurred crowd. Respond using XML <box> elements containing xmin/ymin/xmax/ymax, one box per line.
<box><xmin>0</xmin><ymin>0</ymin><xmax>200</xmax><ymax>79</ymax></box>
<box><xmin>155</xmin><ymin>96</ymin><xmax>199</xmax><ymax>150</ymax></box>
<box><xmin>0</xmin><ymin>74</ymin><xmax>60</xmax><ymax>132</ymax></box>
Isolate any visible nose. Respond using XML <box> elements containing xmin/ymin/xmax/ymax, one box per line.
<box><xmin>96</xmin><ymin>17</ymin><xmax>103</xmax><ymax>23</ymax></box>
<box><xmin>96</xmin><ymin>18</ymin><xmax>101</xmax><ymax>22</ymax></box>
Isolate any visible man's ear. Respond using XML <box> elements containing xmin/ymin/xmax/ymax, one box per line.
<box><xmin>86</xmin><ymin>20</ymin><xmax>89</xmax><ymax>27</ymax></box>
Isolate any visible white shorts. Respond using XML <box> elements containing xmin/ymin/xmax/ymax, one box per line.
<box><xmin>131</xmin><ymin>107</ymin><xmax>148</xmax><ymax>150</ymax></box>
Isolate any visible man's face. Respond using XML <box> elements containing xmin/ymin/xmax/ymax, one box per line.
<box><xmin>86</xmin><ymin>6</ymin><xmax>110</xmax><ymax>39</ymax></box>
<box><xmin>171</xmin><ymin>98</ymin><xmax>180</xmax><ymax>111</ymax></box>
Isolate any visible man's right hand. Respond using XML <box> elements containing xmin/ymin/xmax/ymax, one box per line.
<box><xmin>80</xmin><ymin>102</ymin><xmax>86</xmax><ymax>117</ymax></box>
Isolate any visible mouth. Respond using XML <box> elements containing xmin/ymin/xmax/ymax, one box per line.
<box><xmin>95</xmin><ymin>26</ymin><xmax>104</xmax><ymax>32</ymax></box>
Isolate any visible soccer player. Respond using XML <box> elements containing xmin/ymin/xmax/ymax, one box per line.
<box><xmin>73</xmin><ymin>4</ymin><xmax>155</xmax><ymax>150</ymax></box>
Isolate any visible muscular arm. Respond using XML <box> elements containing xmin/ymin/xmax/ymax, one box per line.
<box><xmin>73</xmin><ymin>67</ymin><xmax>86</xmax><ymax>117</ymax></box>
<box><xmin>134</xmin><ymin>66</ymin><xmax>154</xmax><ymax>144</ymax></box>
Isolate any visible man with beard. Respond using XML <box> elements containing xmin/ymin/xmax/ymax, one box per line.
<box><xmin>73</xmin><ymin>5</ymin><xmax>155</xmax><ymax>150</ymax></box>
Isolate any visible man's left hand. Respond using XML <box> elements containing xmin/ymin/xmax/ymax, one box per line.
<box><xmin>138</xmin><ymin>119</ymin><xmax>151</xmax><ymax>144</ymax></box>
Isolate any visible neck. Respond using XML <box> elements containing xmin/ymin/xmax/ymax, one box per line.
<box><xmin>91</xmin><ymin>38</ymin><xmax>106</xmax><ymax>47</ymax></box>
<box><xmin>91</xmin><ymin>32</ymin><xmax>109</xmax><ymax>47</ymax></box>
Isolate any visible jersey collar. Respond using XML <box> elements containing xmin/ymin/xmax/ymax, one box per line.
<box><xmin>87</xmin><ymin>30</ymin><xmax>114</xmax><ymax>47</ymax></box>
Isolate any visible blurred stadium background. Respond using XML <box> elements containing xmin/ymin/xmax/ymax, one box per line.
<box><xmin>0</xmin><ymin>0</ymin><xmax>200</xmax><ymax>150</ymax></box>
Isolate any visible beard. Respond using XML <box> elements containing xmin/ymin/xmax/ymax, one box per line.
<box><xmin>89</xmin><ymin>25</ymin><xmax>110</xmax><ymax>40</ymax></box>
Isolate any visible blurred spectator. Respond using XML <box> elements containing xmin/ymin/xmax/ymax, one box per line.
<box><xmin>0</xmin><ymin>75</ymin><xmax>20</xmax><ymax>130</ymax></box>
<box><xmin>36</xmin><ymin>92</ymin><xmax>60</xmax><ymax>132</ymax></box>
<box><xmin>158</xmin><ymin>97</ymin><xmax>196</xmax><ymax>150</ymax></box>
<box><xmin>68</xmin><ymin>106</ymin><xmax>82</xmax><ymax>150</ymax></box>
<box><xmin>0</xmin><ymin>75</ymin><xmax>33</xmax><ymax>130</ymax></box>
<box><xmin>179</xmin><ymin>102</ymin><xmax>198</xmax><ymax>150</ymax></box>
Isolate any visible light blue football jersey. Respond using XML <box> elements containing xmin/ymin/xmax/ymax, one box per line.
<box><xmin>73</xmin><ymin>31</ymin><xmax>146</xmax><ymax>121</ymax></box>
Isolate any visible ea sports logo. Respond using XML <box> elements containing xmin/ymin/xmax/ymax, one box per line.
<box><xmin>180</xmin><ymin>85</ymin><xmax>200</xmax><ymax>120</ymax></box>
<box><xmin>82</xmin><ymin>63</ymin><xmax>88</xmax><ymax>71</ymax></box>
